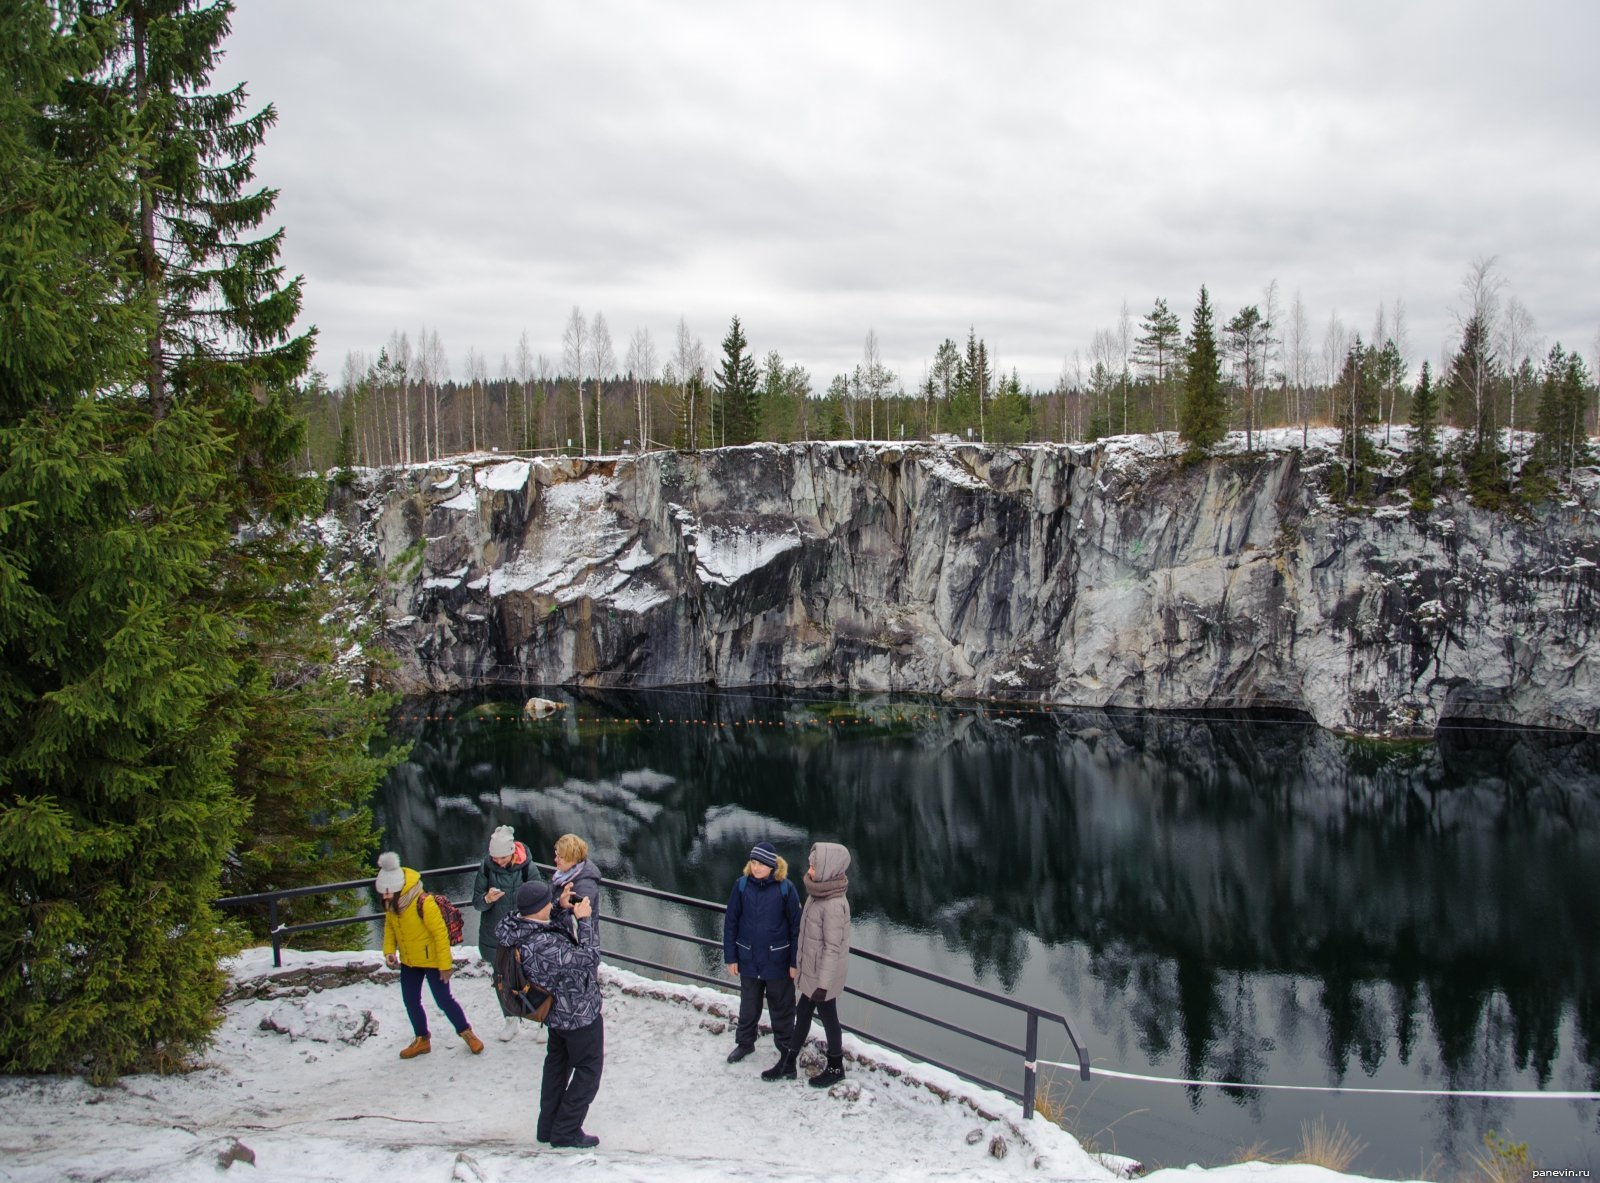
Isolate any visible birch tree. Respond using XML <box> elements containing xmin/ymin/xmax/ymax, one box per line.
<box><xmin>562</xmin><ymin>306</ymin><xmax>587</xmax><ymax>453</ymax></box>
<box><xmin>1498</xmin><ymin>296</ymin><xmax>1539</xmax><ymax>487</ymax></box>
<box><xmin>625</xmin><ymin>327</ymin><xmax>658</xmax><ymax>450</ymax></box>
<box><xmin>1288</xmin><ymin>292</ymin><xmax>1310</xmax><ymax>446</ymax></box>
<box><xmin>588</xmin><ymin>312</ymin><xmax>615</xmax><ymax>453</ymax></box>
<box><xmin>1322</xmin><ymin>312</ymin><xmax>1347</xmax><ymax>426</ymax></box>
<box><xmin>514</xmin><ymin>331</ymin><xmax>535</xmax><ymax>451</ymax></box>
<box><xmin>672</xmin><ymin>317</ymin><xmax>706</xmax><ymax>451</ymax></box>
<box><xmin>464</xmin><ymin>347</ymin><xmax>489</xmax><ymax>453</ymax></box>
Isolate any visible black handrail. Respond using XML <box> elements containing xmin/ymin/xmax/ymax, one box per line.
<box><xmin>216</xmin><ymin>861</ymin><xmax>1091</xmax><ymax>1118</ymax></box>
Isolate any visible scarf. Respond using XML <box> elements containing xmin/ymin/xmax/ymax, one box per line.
<box><xmin>392</xmin><ymin>880</ymin><xmax>424</xmax><ymax>912</ymax></box>
<box><xmin>552</xmin><ymin>863</ymin><xmax>581</xmax><ymax>888</ymax></box>
<box><xmin>804</xmin><ymin>870</ymin><xmax>849</xmax><ymax>900</ymax></box>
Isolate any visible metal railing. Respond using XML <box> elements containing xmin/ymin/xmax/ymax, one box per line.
<box><xmin>217</xmin><ymin>862</ymin><xmax>1091</xmax><ymax>1118</ymax></box>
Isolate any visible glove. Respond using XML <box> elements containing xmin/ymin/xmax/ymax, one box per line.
<box><xmin>810</xmin><ymin>988</ymin><xmax>827</xmax><ymax>1003</ymax></box>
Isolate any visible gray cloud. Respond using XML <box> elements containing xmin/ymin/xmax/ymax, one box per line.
<box><xmin>220</xmin><ymin>0</ymin><xmax>1600</xmax><ymax>390</ymax></box>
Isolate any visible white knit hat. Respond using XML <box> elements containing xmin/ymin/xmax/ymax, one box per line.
<box><xmin>374</xmin><ymin>851</ymin><xmax>405</xmax><ymax>894</ymax></box>
<box><xmin>488</xmin><ymin>825</ymin><xmax>515</xmax><ymax>859</ymax></box>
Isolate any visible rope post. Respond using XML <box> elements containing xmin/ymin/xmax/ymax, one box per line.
<box><xmin>269</xmin><ymin>896</ymin><xmax>282</xmax><ymax>968</ymax></box>
<box><xmin>1022</xmin><ymin>1010</ymin><xmax>1039</xmax><ymax>1120</ymax></box>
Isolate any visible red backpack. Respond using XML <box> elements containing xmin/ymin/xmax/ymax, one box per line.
<box><xmin>417</xmin><ymin>893</ymin><xmax>465</xmax><ymax>945</ymax></box>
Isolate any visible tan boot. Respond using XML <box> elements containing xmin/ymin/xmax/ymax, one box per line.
<box><xmin>399</xmin><ymin>1035</ymin><xmax>431</xmax><ymax>1059</ymax></box>
<box><xmin>461</xmin><ymin>1029</ymin><xmax>484</xmax><ymax>1055</ymax></box>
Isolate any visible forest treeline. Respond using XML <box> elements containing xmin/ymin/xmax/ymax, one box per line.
<box><xmin>1</xmin><ymin>1</ymin><xmax>397</xmax><ymax>1080</ymax></box>
<box><xmin>311</xmin><ymin>268</ymin><xmax>1596</xmax><ymax>509</ymax></box>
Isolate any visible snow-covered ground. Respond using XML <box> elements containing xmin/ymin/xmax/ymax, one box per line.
<box><xmin>0</xmin><ymin>948</ymin><xmax>1428</xmax><ymax>1183</ymax></box>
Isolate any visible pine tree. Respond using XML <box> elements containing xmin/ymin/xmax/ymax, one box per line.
<box><xmin>1405</xmin><ymin>360</ymin><xmax>1439</xmax><ymax>511</ymax></box>
<box><xmin>713</xmin><ymin>315</ymin><xmax>760</xmax><ymax>446</ymax></box>
<box><xmin>1533</xmin><ymin>344</ymin><xmax>1595</xmax><ymax>484</ymax></box>
<box><xmin>0</xmin><ymin>1</ymin><xmax>246</xmax><ymax>1078</ymax></box>
<box><xmin>1224</xmin><ymin>304</ymin><xmax>1270</xmax><ymax>451</ymax></box>
<box><xmin>1445</xmin><ymin>313</ymin><xmax>1505</xmax><ymax>500</ymax></box>
<box><xmin>1180</xmin><ymin>286</ymin><xmax>1225</xmax><ymax>456</ymax></box>
<box><xmin>949</xmin><ymin>329</ymin><xmax>991</xmax><ymax>440</ymax></box>
<box><xmin>1135</xmin><ymin>298</ymin><xmax>1183</xmax><ymax>430</ymax></box>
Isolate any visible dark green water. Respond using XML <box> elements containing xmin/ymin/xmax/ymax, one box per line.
<box><xmin>375</xmin><ymin>688</ymin><xmax>1600</xmax><ymax>1176</ymax></box>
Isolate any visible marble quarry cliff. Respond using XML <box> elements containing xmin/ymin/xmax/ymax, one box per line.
<box><xmin>320</xmin><ymin>435</ymin><xmax>1600</xmax><ymax>736</ymax></box>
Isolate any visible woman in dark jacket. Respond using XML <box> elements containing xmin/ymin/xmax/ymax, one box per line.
<box><xmin>721</xmin><ymin>841</ymin><xmax>802</xmax><ymax>1065</ymax></box>
<box><xmin>472</xmin><ymin>824</ymin><xmax>540</xmax><ymax>1041</ymax></box>
<box><xmin>551</xmin><ymin>832</ymin><xmax>603</xmax><ymax>942</ymax></box>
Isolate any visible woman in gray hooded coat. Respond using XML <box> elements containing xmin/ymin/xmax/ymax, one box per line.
<box><xmin>761</xmin><ymin>841</ymin><xmax>851</xmax><ymax>1087</ymax></box>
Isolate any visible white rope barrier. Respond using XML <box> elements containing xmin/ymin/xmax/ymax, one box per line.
<box><xmin>1029</xmin><ymin>1061</ymin><xmax>1600</xmax><ymax>1101</ymax></box>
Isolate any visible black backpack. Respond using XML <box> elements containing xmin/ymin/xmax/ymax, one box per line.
<box><xmin>494</xmin><ymin>944</ymin><xmax>555</xmax><ymax>1024</ymax></box>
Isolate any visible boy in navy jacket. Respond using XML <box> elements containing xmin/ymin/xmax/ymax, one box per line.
<box><xmin>721</xmin><ymin>841</ymin><xmax>802</xmax><ymax>1064</ymax></box>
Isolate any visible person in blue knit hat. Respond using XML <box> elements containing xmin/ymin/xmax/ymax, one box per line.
<box><xmin>721</xmin><ymin>841</ymin><xmax>802</xmax><ymax>1065</ymax></box>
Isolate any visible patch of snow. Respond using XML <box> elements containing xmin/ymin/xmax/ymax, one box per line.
<box><xmin>438</xmin><ymin>488</ymin><xmax>477</xmax><ymax>512</ymax></box>
<box><xmin>616</xmin><ymin>539</ymin><xmax>654</xmax><ymax>573</ymax></box>
<box><xmin>478</xmin><ymin>459</ymin><xmax>531</xmax><ymax>491</ymax></box>
<box><xmin>693</xmin><ymin>524</ymin><xmax>802</xmax><ymax>587</ymax></box>
<box><xmin>489</xmin><ymin>475</ymin><xmax>634</xmax><ymax>601</ymax></box>
<box><xmin>422</xmin><ymin>564</ymin><xmax>470</xmax><ymax>591</ymax></box>
<box><xmin>919</xmin><ymin>454</ymin><xmax>989</xmax><ymax>491</ymax></box>
<box><xmin>601</xmin><ymin>578</ymin><xmax>673</xmax><ymax>614</ymax></box>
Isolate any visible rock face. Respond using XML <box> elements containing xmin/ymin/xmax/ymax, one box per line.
<box><xmin>322</xmin><ymin>439</ymin><xmax>1600</xmax><ymax>736</ymax></box>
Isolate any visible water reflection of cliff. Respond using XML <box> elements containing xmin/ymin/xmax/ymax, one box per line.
<box><xmin>377</xmin><ymin>690</ymin><xmax>1600</xmax><ymax>1114</ymax></box>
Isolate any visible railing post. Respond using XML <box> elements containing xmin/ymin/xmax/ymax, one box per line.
<box><xmin>1022</xmin><ymin>1010</ymin><xmax>1039</xmax><ymax>1120</ymax></box>
<box><xmin>269</xmin><ymin>896</ymin><xmax>281</xmax><ymax>968</ymax></box>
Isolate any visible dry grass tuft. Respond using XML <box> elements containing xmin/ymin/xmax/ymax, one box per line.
<box><xmin>1293</xmin><ymin>1116</ymin><xmax>1366</xmax><ymax>1172</ymax></box>
<box><xmin>1031</xmin><ymin>1071</ymin><xmax>1147</xmax><ymax>1158</ymax></box>
<box><xmin>1230</xmin><ymin>1138</ymin><xmax>1284</xmax><ymax>1165</ymax></box>
<box><xmin>1467</xmin><ymin>1131</ymin><xmax>1534</xmax><ymax>1183</ymax></box>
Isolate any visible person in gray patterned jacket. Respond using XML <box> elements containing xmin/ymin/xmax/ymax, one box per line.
<box><xmin>496</xmin><ymin>879</ymin><xmax>604</xmax><ymax>1149</ymax></box>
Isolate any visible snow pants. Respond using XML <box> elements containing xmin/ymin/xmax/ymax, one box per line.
<box><xmin>539</xmin><ymin>1014</ymin><xmax>605</xmax><ymax>1144</ymax></box>
<box><xmin>735</xmin><ymin>973</ymin><xmax>796</xmax><ymax>1053</ymax></box>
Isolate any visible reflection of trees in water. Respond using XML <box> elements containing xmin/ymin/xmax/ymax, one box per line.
<box><xmin>377</xmin><ymin>691</ymin><xmax>1600</xmax><ymax>1106</ymax></box>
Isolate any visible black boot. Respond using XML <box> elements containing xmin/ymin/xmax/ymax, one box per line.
<box><xmin>808</xmin><ymin>1055</ymin><xmax>845</xmax><ymax>1088</ymax></box>
<box><xmin>760</xmin><ymin>1051</ymin><xmax>797</xmax><ymax>1081</ymax></box>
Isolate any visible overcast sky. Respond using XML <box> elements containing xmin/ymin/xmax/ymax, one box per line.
<box><xmin>219</xmin><ymin>0</ymin><xmax>1600</xmax><ymax>392</ymax></box>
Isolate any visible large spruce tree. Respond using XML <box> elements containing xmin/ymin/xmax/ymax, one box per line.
<box><xmin>0</xmin><ymin>0</ymin><xmax>247</xmax><ymax>1078</ymax></box>
<box><xmin>1179</xmin><ymin>286</ymin><xmax>1225</xmax><ymax>456</ymax></box>
<box><xmin>103</xmin><ymin>0</ymin><xmax>397</xmax><ymax>929</ymax></box>
<box><xmin>712</xmin><ymin>315</ymin><xmax>760</xmax><ymax>446</ymax></box>
<box><xmin>1405</xmin><ymin>360</ymin><xmax>1439</xmax><ymax>511</ymax></box>
<box><xmin>1</xmin><ymin>0</ymin><xmax>397</xmax><ymax>1079</ymax></box>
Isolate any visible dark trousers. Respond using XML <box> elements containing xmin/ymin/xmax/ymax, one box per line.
<box><xmin>792</xmin><ymin>993</ymin><xmax>842</xmax><ymax>1059</ymax></box>
<box><xmin>539</xmin><ymin>1015</ymin><xmax>604</xmax><ymax>1144</ymax></box>
<box><xmin>735</xmin><ymin>973</ymin><xmax>796</xmax><ymax>1052</ymax></box>
<box><xmin>399</xmin><ymin>964</ymin><xmax>470</xmax><ymax>1037</ymax></box>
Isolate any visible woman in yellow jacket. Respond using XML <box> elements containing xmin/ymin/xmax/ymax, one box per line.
<box><xmin>375</xmin><ymin>852</ymin><xmax>484</xmax><ymax>1058</ymax></box>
